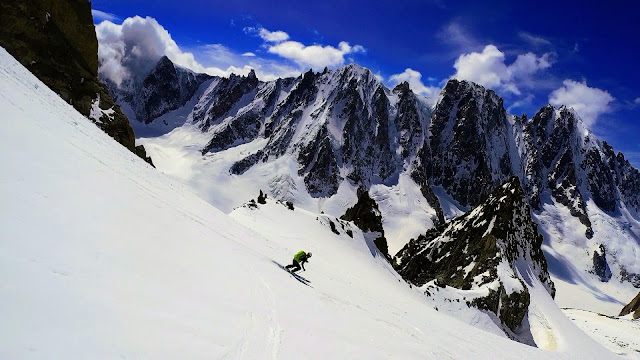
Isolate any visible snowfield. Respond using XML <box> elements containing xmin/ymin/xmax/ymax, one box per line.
<box><xmin>0</xmin><ymin>47</ymin><xmax>624</xmax><ymax>358</ymax></box>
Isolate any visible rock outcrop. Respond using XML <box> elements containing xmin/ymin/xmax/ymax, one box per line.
<box><xmin>592</xmin><ymin>244</ymin><xmax>612</xmax><ymax>282</ymax></box>
<box><xmin>619</xmin><ymin>291</ymin><xmax>640</xmax><ymax>319</ymax></box>
<box><xmin>394</xmin><ymin>177</ymin><xmax>555</xmax><ymax>332</ymax></box>
<box><xmin>341</xmin><ymin>189</ymin><xmax>390</xmax><ymax>259</ymax></box>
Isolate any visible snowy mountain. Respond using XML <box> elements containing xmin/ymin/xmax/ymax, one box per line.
<box><xmin>104</xmin><ymin>55</ymin><xmax>212</xmax><ymax>135</ymax></box>
<box><xmin>3</xmin><ymin>45</ymin><xmax>624</xmax><ymax>359</ymax></box>
<box><xmin>122</xmin><ymin>58</ymin><xmax>640</xmax><ymax>297</ymax></box>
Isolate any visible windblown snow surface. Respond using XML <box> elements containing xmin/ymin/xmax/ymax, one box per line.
<box><xmin>0</xmin><ymin>47</ymin><xmax>623</xmax><ymax>358</ymax></box>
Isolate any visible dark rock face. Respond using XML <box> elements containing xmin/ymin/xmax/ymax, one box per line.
<box><xmin>297</xmin><ymin>126</ymin><xmax>341</xmax><ymax>197</ymax></box>
<box><xmin>394</xmin><ymin>177</ymin><xmax>555</xmax><ymax>332</ymax></box>
<box><xmin>540</xmin><ymin>108</ymin><xmax>592</xmax><ymax>237</ymax></box>
<box><xmin>394</xmin><ymin>81</ymin><xmax>445</xmax><ymax>225</ymax></box>
<box><xmin>620</xmin><ymin>267</ymin><xmax>640</xmax><ymax>288</ymax></box>
<box><xmin>619</xmin><ymin>291</ymin><xmax>640</xmax><ymax>319</ymax></box>
<box><xmin>0</xmin><ymin>0</ymin><xmax>151</xmax><ymax>164</ymax></box>
<box><xmin>602</xmin><ymin>142</ymin><xmax>640</xmax><ymax>214</ymax></box>
<box><xmin>429</xmin><ymin>80</ymin><xmax>512</xmax><ymax>208</ymax></box>
<box><xmin>126</xmin><ymin>56</ymin><xmax>211</xmax><ymax>124</ymax></box>
<box><xmin>340</xmin><ymin>189</ymin><xmax>390</xmax><ymax>259</ymax></box>
<box><xmin>230</xmin><ymin>150</ymin><xmax>265</xmax><ymax>175</ymax></box>
<box><xmin>592</xmin><ymin>244</ymin><xmax>612</xmax><ymax>282</ymax></box>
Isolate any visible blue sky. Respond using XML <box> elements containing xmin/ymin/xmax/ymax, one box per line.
<box><xmin>91</xmin><ymin>0</ymin><xmax>640</xmax><ymax>167</ymax></box>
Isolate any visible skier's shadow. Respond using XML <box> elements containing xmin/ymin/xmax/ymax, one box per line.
<box><xmin>271</xmin><ymin>260</ymin><xmax>313</xmax><ymax>288</ymax></box>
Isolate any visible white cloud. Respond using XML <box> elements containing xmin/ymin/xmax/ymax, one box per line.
<box><xmin>635</xmin><ymin>97</ymin><xmax>640</xmax><ymax>104</ymax></box>
<box><xmin>549</xmin><ymin>79</ymin><xmax>615</xmax><ymax>126</ymax></box>
<box><xmin>92</xmin><ymin>9</ymin><xmax>119</xmax><ymax>23</ymax></box>
<box><xmin>243</xmin><ymin>27</ymin><xmax>290</xmax><ymax>43</ymax></box>
<box><xmin>242</xmin><ymin>52</ymin><xmax>256</xmax><ymax>57</ymax></box>
<box><xmin>452</xmin><ymin>45</ymin><xmax>553</xmax><ymax>95</ymax></box>
<box><xmin>267</xmin><ymin>40</ymin><xmax>365</xmax><ymax>69</ymax></box>
<box><xmin>518</xmin><ymin>32</ymin><xmax>551</xmax><ymax>46</ymax></box>
<box><xmin>96</xmin><ymin>16</ymin><xmax>207</xmax><ymax>85</ymax></box>
<box><xmin>388</xmin><ymin>68</ymin><xmax>441</xmax><ymax>99</ymax></box>
<box><xmin>95</xmin><ymin>16</ymin><xmax>300</xmax><ymax>86</ymax></box>
<box><xmin>437</xmin><ymin>21</ymin><xmax>477</xmax><ymax>49</ymax></box>
<box><xmin>259</xmin><ymin>28</ymin><xmax>289</xmax><ymax>43</ymax></box>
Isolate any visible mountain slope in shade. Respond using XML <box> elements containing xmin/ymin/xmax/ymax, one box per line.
<box><xmin>2</xmin><ymin>46</ymin><xmax>619</xmax><ymax>359</ymax></box>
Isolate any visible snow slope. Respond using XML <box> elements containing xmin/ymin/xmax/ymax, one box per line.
<box><xmin>563</xmin><ymin>308</ymin><xmax>640</xmax><ymax>358</ymax></box>
<box><xmin>0</xmin><ymin>47</ymin><xmax>619</xmax><ymax>358</ymax></box>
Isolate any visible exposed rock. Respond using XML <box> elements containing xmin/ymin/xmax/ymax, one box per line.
<box><xmin>230</xmin><ymin>150</ymin><xmax>265</xmax><ymax>175</ymax></box>
<box><xmin>394</xmin><ymin>177</ymin><xmax>555</xmax><ymax>332</ymax></box>
<box><xmin>257</xmin><ymin>190</ymin><xmax>267</xmax><ymax>204</ymax></box>
<box><xmin>619</xmin><ymin>291</ymin><xmax>640</xmax><ymax>319</ymax></box>
<box><xmin>297</xmin><ymin>126</ymin><xmax>341</xmax><ymax>197</ymax></box>
<box><xmin>341</xmin><ymin>189</ymin><xmax>390</xmax><ymax>259</ymax></box>
<box><xmin>429</xmin><ymin>79</ymin><xmax>512</xmax><ymax>208</ymax></box>
<box><xmin>592</xmin><ymin>244</ymin><xmax>612</xmax><ymax>282</ymax></box>
<box><xmin>620</xmin><ymin>267</ymin><xmax>640</xmax><ymax>288</ymax></box>
<box><xmin>0</xmin><ymin>0</ymin><xmax>152</xmax><ymax>165</ymax></box>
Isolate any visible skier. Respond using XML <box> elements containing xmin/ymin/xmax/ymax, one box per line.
<box><xmin>285</xmin><ymin>250</ymin><xmax>312</xmax><ymax>273</ymax></box>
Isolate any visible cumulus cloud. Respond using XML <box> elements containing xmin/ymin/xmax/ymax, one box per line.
<box><xmin>389</xmin><ymin>68</ymin><xmax>441</xmax><ymax>98</ymax></box>
<box><xmin>243</xmin><ymin>27</ymin><xmax>290</xmax><ymax>43</ymax></box>
<box><xmin>96</xmin><ymin>16</ymin><xmax>210</xmax><ymax>85</ymax></box>
<box><xmin>95</xmin><ymin>16</ymin><xmax>300</xmax><ymax>86</ymax></box>
<box><xmin>549</xmin><ymin>79</ymin><xmax>615</xmax><ymax>126</ymax></box>
<box><xmin>267</xmin><ymin>40</ymin><xmax>365</xmax><ymax>69</ymax></box>
<box><xmin>259</xmin><ymin>28</ymin><xmax>290</xmax><ymax>42</ymax></box>
<box><xmin>452</xmin><ymin>45</ymin><xmax>553</xmax><ymax>95</ymax></box>
<box><xmin>243</xmin><ymin>26</ymin><xmax>366</xmax><ymax>69</ymax></box>
<box><xmin>92</xmin><ymin>9</ymin><xmax>119</xmax><ymax>23</ymax></box>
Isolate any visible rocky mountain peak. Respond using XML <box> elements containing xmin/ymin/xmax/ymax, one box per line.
<box><xmin>247</xmin><ymin>68</ymin><xmax>257</xmax><ymax>80</ymax></box>
<box><xmin>105</xmin><ymin>54</ymin><xmax>212</xmax><ymax>125</ymax></box>
<box><xmin>392</xmin><ymin>81</ymin><xmax>411</xmax><ymax>96</ymax></box>
<box><xmin>156</xmin><ymin>55</ymin><xmax>174</xmax><ymax>70</ymax></box>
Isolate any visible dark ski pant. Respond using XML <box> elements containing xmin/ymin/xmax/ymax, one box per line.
<box><xmin>285</xmin><ymin>260</ymin><xmax>302</xmax><ymax>273</ymax></box>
